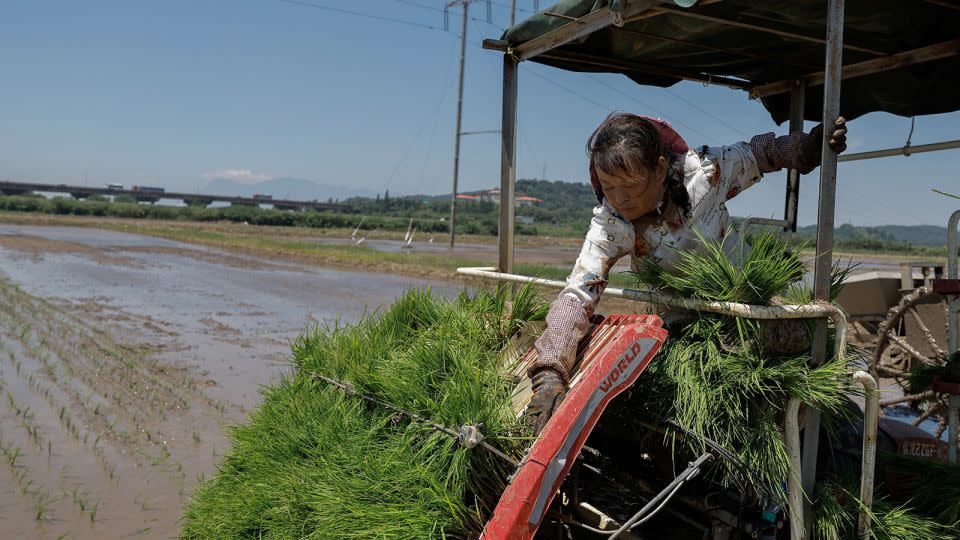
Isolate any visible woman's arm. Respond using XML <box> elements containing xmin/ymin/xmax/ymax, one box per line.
<box><xmin>523</xmin><ymin>203</ymin><xmax>633</xmax><ymax>434</ymax></box>
<box><xmin>704</xmin><ymin>118</ymin><xmax>848</xmax><ymax>202</ymax></box>
<box><xmin>529</xmin><ymin>203</ymin><xmax>634</xmax><ymax>382</ymax></box>
<box><xmin>750</xmin><ymin>117</ymin><xmax>848</xmax><ymax>174</ymax></box>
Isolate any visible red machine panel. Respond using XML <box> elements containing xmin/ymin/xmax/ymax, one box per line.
<box><xmin>482</xmin><ymin>314</ymin><xmax>666</xmax><ymax>540</ymax></box>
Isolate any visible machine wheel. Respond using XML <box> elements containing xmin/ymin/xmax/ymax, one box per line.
<box><xmin>872</xmin><ymin>287</ymin><xmax>952</xmax><ymax>436</ymax></box>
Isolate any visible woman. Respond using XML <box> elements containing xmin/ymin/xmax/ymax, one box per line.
<box><xmin>525</xmin><ymin>112</ymin><xmax>848</xmax><ymax>434</ymax></box>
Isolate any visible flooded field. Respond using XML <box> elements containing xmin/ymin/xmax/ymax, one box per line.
<box><xmin>0</xmin><ymin>225</ymin><xmax>460</xmax><ymax>539</ymax></box>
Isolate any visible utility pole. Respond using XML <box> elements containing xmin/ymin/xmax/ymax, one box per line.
<box><xmin>448</xmin><ymin>1</ymin><xmax>469</xmax><ymax>248</ymax></box>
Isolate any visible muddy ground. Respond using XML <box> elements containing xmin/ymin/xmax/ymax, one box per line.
<box><xmin>0</xmin><ymin>224</ymin><xmax>461</xmax><ymax>539</ymax></box>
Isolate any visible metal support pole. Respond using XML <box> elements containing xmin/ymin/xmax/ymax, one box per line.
<box><xmin>802</xmin><ymin>0</ymin><xmax>845</xmax><ymax>535</ymax></box>
<box><xmin>784</xmin><ymin>82</ymin><xmax>806</xmax><ymax>233</ymax></box>
<box><xmin>853</xmin><ymin>371</ymin><xmax>879</xmax><ymax>540</ymax></box>
<box><xmin>449</xmin><ymin>2</ymin><xmax>469</xmax><ymax>248</ymax></box>
<box><xmin>948</xmin><ymin>209</ymin><xmax>959</xmax><ymax>354</ymax></box>
<box><xmin>950</xmin><ymin>395</ymin><xmax>960</xmax><ymax>464</ymax></box>
<box><xmin>784</xmin><ymin>398</ymin><xmax>804</xmax><ymax>540</ymax></box>
<box><xmin>839</xmin><ymin>139</ymin><xmax>960</xmax><ymax>162</ymax></box>
<box><xmin>498</xmin><ymin>55</ymin><xmax>519</xmax><ymax>274</ymax></box>
<box><xmin>950</xmin><ymin>210</ymin><xmax>960</xmax><ymax>463</ymax></box>
<box><xmin>509</xmin><ymin>0</ymin><xmax>516</xmax><ymax>26</ymax></box>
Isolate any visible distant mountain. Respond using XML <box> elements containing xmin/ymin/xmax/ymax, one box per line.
<box><xmin>795</xmin><ymin>223</ymin><xmax>949</xmax><ymax>246</ymax></box>
<box><xmin>203</xmin><ymin>177</ymin><xmax>375</xmax><ymax>201</ymax></box>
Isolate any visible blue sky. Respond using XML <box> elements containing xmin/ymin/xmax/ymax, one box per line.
<box><xmin>1</xmin><ymin>0</ymin><xmax>957</xmax><ymax>226</ymax></box>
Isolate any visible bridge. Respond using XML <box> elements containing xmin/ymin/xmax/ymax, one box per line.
<box><xmin>0</xmin><ymin>180</ymin><xmax>353</xmax><ymax>213</ymax></box>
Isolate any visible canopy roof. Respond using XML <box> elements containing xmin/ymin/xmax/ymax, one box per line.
<box><xmin>487</xmin><ymin>0</ymin><xmax>960</xmax><ymax>124</ymax></box>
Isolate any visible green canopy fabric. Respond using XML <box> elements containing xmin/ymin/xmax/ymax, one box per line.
<box><xmin>501</xmin><ymin>1</ymin><xmax>960</xmax><ymax>124</ymax></box>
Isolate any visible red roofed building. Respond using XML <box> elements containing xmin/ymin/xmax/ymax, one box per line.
<box><xmin>516</xmin><ymin>195</ymin><xmax>544</xmax><ymax>207</ymax></box>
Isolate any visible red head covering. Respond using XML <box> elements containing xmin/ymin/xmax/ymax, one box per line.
<box><xmin>589</xmin><ymin>116</ymin><xmax>688</xmax><ymax>203</ymax></box>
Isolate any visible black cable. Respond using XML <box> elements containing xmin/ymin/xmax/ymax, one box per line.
<box><xmin>308</xmin><ymin>371</ymin><xmax>520</xmax><ymax>466</ymax></box>
<box><xmin>609</xmin><ymin>453</ymin><xmax>712</xmax><ymax>538</ymax></box>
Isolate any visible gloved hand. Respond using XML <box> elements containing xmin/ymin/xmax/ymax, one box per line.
<box><xmin>802</xmin><ymin>117</ymin><xmax>848</xmax><ymax>166</ymax></box>
<box><xmin>524</xmin><ymin>368</ymin><xmax>567</xmax><ymax>436</ymax></box>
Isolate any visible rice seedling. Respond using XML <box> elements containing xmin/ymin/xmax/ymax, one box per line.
<box><xmin>877</xmin><ymin>453</ymin><xmax>960</xmax><ymax>525</ymax></box>
<box><xmin>181</xmin><ymin>286</ymin><xmax>547</xmax><ymax>539</ymax></box>
<box><xmin>70</xmin><ymin>488</ymin><xmax>85</xmax><ymax>511</ymax></box>
<box><xmin>812</xmin><ymin>479</ymin><xmax>957</xmax><ymax>540</ymax></box>
<box><xmin>15</xmin><ymin>470</ymin><xmax>28</xmax><ymax>490</ymax></box>
<box><xmin>5</xmin><ymin>444</ymin><xmax>23</xmax><ymax>467</ymax></box>
<box><xmin>622</xmin><ymin>231</ymin><xmax>855</xmax><ymax>504</ymax></box>
<box><xmin>89</xmin><ymin>496</ymin><xmax>100</xmax><ymax>523</ymax></box>
<box><xmin>34</xmin><ymin>488</ymin><xmax>53</xmax><ymax>520</ymax></box>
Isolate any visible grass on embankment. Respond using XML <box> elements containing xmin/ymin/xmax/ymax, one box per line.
<box><xmin>0</xmin><ymin>212</ymin><xmax>644</xmax><ymax>287</ymax></box>
<box><xmin>0</xmin><ymin>210</ymin><xmax>927</xmax><ymax>289</ymax></box>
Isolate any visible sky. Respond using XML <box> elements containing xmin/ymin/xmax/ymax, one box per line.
<box><xmin>0</xmin><ymin>0</ymin><xmax>957</xmax><ymax>226</ymax></box>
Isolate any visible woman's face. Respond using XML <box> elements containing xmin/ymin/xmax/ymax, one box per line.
<box><xmin>595</xmin><ymin>155</ymin><xmax>668</xmax><ymax>221</ymax></box>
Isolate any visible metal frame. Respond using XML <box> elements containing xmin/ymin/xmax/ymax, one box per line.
<box><xmin>948</xmin><ymin>210</ymin><xmax>960</xmax><ymax>464</ymax></box>
<box><xmin>852</xmin><ymin>371</ymin><xmax>879</xmax><ymax>540</ymax></box>
<box><xmin>801</xmin><ymin>4</ymin><xmax>846</xmax><ymax>534</ymax></box>
<box><xmin>750</xmin><ymin>38</ymin><xmax>960</xmax><ymax>99</ymax></box>
<box><xmin>456</xmin><ymin>267</ymin><xmax>847</xmax><ymax>352</ymax></box>
<box><xmin>839</xmin><ymin>139</ymin><xmax>960</xmax><ymax>163</ymax></box>
<box><xmin>456</xmin><ymin>269</ymin><xmax>876</xmax><ymax>538</ymax></box>
<box><xmin>483</xmin><ymin>40</ymin><xmax>751</xmax><ymax>90</ymax></box>
<box><xmin>650</xmin><ymin>4</ymin><xmax>887</xmax><ymax>56</ymax></box>
<box><xmin>784</xmin><ymin>82</ymin><xmax>806</xmax><ymax>232</ymax></box>
<box><xmin>509</xmin><ymin>1</ymin><xmax>658</xmax><ymax>62</ymax></box>
<box><xmin>949</xmin><ymin>209</ymin><xmax>960</xmax><ymax>354</ymax></box>
<box><xmin>498</xmin><ymin>55</ymin><xmax>519</xmax><ymax>274</ymax></box>
<box><xmin>470</xmin><ymin>1</ymin><xmax>960</xmax><ymax>536</ymax></box>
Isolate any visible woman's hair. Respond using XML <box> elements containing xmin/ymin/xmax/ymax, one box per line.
<box><xmin>587</xmin><ymin>112</ymin><xmax>690</xmax><ymax>216</ymax></box>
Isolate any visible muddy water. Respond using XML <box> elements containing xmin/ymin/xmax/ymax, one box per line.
<box><xmin>0</xmin><ymin>224</ymin><xmax>460</xmax><ymax>539</ymax></box>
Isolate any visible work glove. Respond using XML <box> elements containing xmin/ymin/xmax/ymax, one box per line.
<box><xmin>524</xmin><ymin>368</ymin><xmax>567</xmax><ymax>436</ymax></box>
<box><xmin>801</xmin><ymin>117</ymin><xmax>848</xmax><ymax>167</ymax></box>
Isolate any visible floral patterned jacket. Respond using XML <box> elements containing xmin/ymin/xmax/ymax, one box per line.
<box><xmin>531</xmin><ymin>132</ymin><xmax>813</xmax><ymax>382</ymax></box>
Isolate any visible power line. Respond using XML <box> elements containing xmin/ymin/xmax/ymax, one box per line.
<box><xmin>275</xmin><ymin>0</ymin><xmax>445</xmax><ymax>31</ymax></box>
<box><xmin>524</xmin><ymin>67</ymin><xmax>615</xmax><ymax>112</ymax></box>
<box><xmin>587</xmin><ymin>75</ymin><xmax>716</xmax><ymax>143</ymax></box>
<box><xmin>392</xmin><ymin>0</ymin><xmax>506</xmax><ymax>31</ymax></box>
<box><xmin>384</xmin><ymin>41</ymin><xmax>459</xmax><ymax>193</ymax></box>
<box><xmin>489</xmin><ymin>0</ymin><xmax>534</xmax><ymax>15</ymax></box>
<box><xmin>394</xmin><ymin>0</ymin><xmax>445</xmax><ymax>12</ymax></box>
<box><xmin>663</xmin><ymin>88</ymin><xmax>750</xmax><ymax>139</ymax></box>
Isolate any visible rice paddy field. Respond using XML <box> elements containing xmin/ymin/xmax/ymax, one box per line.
<box><xmin>0</xmin><ymin>223</ymin><xmax>460</xmax><ymax>539</ymax></box>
